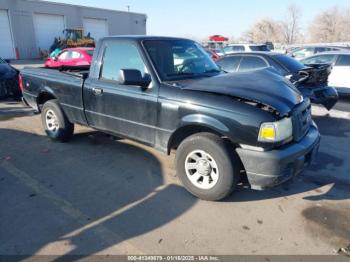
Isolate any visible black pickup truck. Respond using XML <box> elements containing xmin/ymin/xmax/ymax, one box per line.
<box><xmin>21</xmin><ymin>36</ymin><xmax>320</xmax><ymax>201</ymax></box>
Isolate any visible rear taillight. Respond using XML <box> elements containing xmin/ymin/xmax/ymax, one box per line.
<box><xmin>18</xmin><ymin>74</ymin><xmax>24</xmax><ymax>93</ymax></box>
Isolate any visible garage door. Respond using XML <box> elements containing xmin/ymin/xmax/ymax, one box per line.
<box><xmin>0</xmin><ymin>10</ymin><xmax>15</xmax><ymax>59</ymax></box>
<box><xmin>34</xmin><ymin>13</ymin><xmax>65</xmax><ymax>51</ymax></box>
<box><xmin>83</xmin><ymin>18</ymin><xmax>109</xmax><ymax>41</ymax></box>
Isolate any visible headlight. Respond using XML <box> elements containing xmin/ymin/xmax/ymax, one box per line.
<box><xmin>258</xmin><ymin>117</ymin><xmax>293</xmax><ymax>143</ymax></box>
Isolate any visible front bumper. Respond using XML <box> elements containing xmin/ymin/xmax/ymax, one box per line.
<box><xmin>236</xmin><ymin>124</ymin><xmax>320</xmax><ymax>190</ymax></box>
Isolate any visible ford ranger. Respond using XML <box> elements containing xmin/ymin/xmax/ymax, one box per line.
<box><xmin>21</xmin><ymin>36</ymin><xmax>321</xmax><ymax>201</ymax></box>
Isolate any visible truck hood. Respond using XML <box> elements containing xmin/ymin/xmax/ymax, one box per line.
<box><xmin>181</xmin><ymin>68</ymin><xmax>303</xmax><ymax>115</ymax></box>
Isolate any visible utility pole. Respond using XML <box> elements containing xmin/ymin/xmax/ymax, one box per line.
<box><xmin>127</xmin><ymin>5</ymin><xmax>130</xmax><ymax>12</ymax></box>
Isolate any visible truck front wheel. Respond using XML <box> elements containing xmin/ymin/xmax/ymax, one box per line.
<box><xmin>41</xmin><ymin>100</ymin><xmax>74</xmax><ymax>142</ymax></box>
<box><xmin>176</xmin><ymin>133</ymin><xmax>240</xmax><ymax>201</ymax></box>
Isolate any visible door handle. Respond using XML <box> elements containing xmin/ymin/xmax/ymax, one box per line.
<box><xmin>92</xmin><ymin>87</ymin><xmax>103</xmax><ymax>95</ymax></box>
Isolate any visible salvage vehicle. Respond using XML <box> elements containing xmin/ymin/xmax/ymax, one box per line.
<box><xmin>21</xmin><ymin>36</ymin><xmax>320</xmax><ymax>201</ymax></box>
<box><xmin>216</xmin><ymin>52</ymin><xmax>338</xmax><ymax>110</ymax></box>
<box><xmin>45</xmin><ymin>47</ymin><xmax>94</xmax><ymax>69</ymax></box>
<box><xmin>300</xmin><ymin>52</ymin><xmax>350</xmax><ymax>95</ymax></box>
<box><xmin>0</xmin><ymin>57</ymin><xmax>21</xmax><ymax>100</ymax></box>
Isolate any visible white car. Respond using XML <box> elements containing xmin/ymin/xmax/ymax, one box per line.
<box><xmin>223</xmin><ymin>44</ymin><xmax>270</xmax><ymax>55</ymax></box>
<box><xmin>301</xmin><ymin>52</ymin><xmax>350</xmax><ymax>95</ymax></box>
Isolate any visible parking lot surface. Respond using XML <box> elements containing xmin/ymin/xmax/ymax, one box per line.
<box><xmin>0</xmin><ymin>99</ymin><xmax>349</xmax><ymax>256</ymax></box>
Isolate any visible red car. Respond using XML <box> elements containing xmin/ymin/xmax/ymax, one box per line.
<box><xmin>45</xmin><ymin>47</ymin><xmax>94</xmax><ymax>69</ymax></box>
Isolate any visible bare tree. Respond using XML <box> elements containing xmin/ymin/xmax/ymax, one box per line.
<box><xmin>281</xmin><ymin>3</ymin><xmax>302</xmax><ymax>44</ymax></box>
<box><xmin>241</xmin><ymin>3</ymin><xmax>302</xmax><ymax>44</ymax></box>
<box><xmin>342</xmin><ymin>9</ymin><xmax>350</xmax><ymax>41</ymax></box>
<box><xmin>242</xmin><ymin>18</ymin><xmax>283</xmax><ymax>43</ymax></box>
<box><xmin>308</xmin><ymin>6</ymin><xmax>350</xmax><ymax>42</ymax></box>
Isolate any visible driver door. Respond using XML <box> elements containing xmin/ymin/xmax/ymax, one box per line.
<box><xmin>83</xmin><ymin>40</ymin><xmax>158</xmax><ymax>145</ymax></box>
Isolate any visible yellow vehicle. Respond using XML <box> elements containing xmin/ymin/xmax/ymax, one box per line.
<box><xmin>60</xmin><ymin>28</ymin><xmax>95</xmax><ymax>48</ymax></box>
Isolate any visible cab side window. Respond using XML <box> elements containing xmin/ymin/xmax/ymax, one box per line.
<box><xmin>58</xmin><ymin>51</ymin><xmax>69</xmax><ymax>60</ymax></box>
<box><xmin>232</xmin><ymin>46</ymin><xmax>245</xmax><ymax>52</ymax></box>
<box><xmin>315</xmin><ymin>47</ymin><xmax>331</xmax><ymax>53</ymax></box>
<box><xmin>238</xmin><ymin>56</ymin><xmax>268</xmax><ymax>72</ymax></box>
<box><xmin>303</xmin><ymin>55</ymin><xmax>336</xmax><ymax>64</ymax></box>
<box><xmin>71</xmin><ymin>51</ymin><xmax>82</xmax><ymax>59</ymax></box>
<box><xmin>292</xmin><ymin>47</ymin><xmax>315</xmax><ymax>59</ymax></box>
<box><xmin>101</xmin><ymin>42</ymin><xmax>146</xmax><ymax>81</ymax></box>
<box><xmin>217</xmin><ymin>56</ymin><xmax>242</xmax><ymax>73</ymax></box>
<box><xmin>336</xmin><ymin>55</ymin><xmax>350</xmax><ymax>66</ymax></box>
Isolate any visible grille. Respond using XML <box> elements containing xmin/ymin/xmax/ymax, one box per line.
<box><xmin>292</xmin><ymin>100</ymin><xmax>312</xmax><ymax>142</ymax></box>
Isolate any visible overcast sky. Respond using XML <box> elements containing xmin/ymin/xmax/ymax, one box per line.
<box><xmin>45</xmin><ymin>0</ymin><xmax>350</xmax><ymax>39</ymax></box>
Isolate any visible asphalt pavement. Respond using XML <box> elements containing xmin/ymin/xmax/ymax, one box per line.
<box><xmin>0</xmin><ymin>98</ymin><xmax>349</xmax><ymax>256</ymax></box>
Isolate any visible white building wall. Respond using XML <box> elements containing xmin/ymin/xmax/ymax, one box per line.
<box><xmin>0</xmin><ymin>0</ymin><xmax>147</xmax><ymax>59</ymax></box>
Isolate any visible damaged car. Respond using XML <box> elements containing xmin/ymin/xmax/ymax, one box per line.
<box><xmin>21</xmin><ymin>36</ymin><xmax>320</xmax><ymax>201</ymax></box>
<box><xmin>216</xmin><ymin>52</ymin><xmax>338</xmax><ymax>110</ymax></box>
<box><xmin>0</xmin><ymin>57</ymin><xmax>21</xmax><ymax>100</ymax></box>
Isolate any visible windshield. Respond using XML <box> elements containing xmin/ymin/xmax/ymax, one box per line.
<box><xmin>272</xmin><ymin>54</ymin><xmax>306</xmax><ymax>73</ymax></box>
<box><xmin>143</xmin><ymin>40</ymin><xmax>221</xmax><ymax>81</ymax></box>
<box><xmin>249</xmin><ymin>45</ymin><xmax>270</xmax><ymax>51</ymax></box>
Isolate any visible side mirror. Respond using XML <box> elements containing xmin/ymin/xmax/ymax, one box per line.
<box><xmin>119</xmin><ymin>69</ymin><xmax>151</xmax><ymax>88</ymax></box>
<box><xmin>53</xmin><ymin>56</ymin><xmax>59</xmax><ymax>61</ymax></box>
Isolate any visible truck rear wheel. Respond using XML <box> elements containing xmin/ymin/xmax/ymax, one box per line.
<box><xmin>176</xmin><ymin>133</ymin><xmax>240</xmax><ymax>201</ymax></box>
<box><xmin>41</xmin><ymin>100</ymin><xmax>74</xmax><ymax>142</ymax></box>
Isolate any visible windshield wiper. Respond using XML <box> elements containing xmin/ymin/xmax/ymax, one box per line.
<box><xmin>203</xmin><ymin>69</ymin><xmax>222</xmax><ymax>74</ymax></box>
<box><xmin>166</xmin><ymin>72</ymin><xmax>196</xmax><ymax>77</ymax></box>
<box><xmin>166</xmin><ymin>69</ymin><xmax>222</xmax><ymax>79</ymax></box>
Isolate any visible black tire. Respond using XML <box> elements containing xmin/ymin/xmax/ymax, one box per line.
<box><xmin>41</xmin><ymin>99</ymin><xmax>74</xmax><ymax>142</ymax></box>
<box><xmin>176</xmin><ymin>132</ymin><xmax>240</xmax><ymax>201</ymax></box>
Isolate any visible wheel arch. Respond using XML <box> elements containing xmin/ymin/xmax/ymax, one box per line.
<box><xmin>36</xmin><ymin>90</ymin><xmax>57</xmax><ymax>111</ymax></box>
<box><xmin>167</xmin><ymin>114</ymin><xmax>237</xmax><ymax>154</ymax></box>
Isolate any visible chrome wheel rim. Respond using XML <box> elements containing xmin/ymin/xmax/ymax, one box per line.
<box><xmin>185</xmin><ymin>150</ymin><xmax>219</xmax><ymax>190</ymax></box>
<box><xmin>45</xmin><ymin>109</ymin><xmax>59</xmax><ymax>134</ymax></box>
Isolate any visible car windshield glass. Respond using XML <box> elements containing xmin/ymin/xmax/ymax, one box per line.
<box><xmin>336</xmin><ymin>55</ymin><xmax>350</xmax><ymax>66</ymax></box>
<box><xmin>143</xmin><ymin>40</ymin><xmax>221</xmax><ymax>81</ymax></box>
<box><xmin>249</xmin><ymin>45</ymin><xmax>269</xmax><ymax>51</ymax></box>
<box><xmin>86</xmin><ymin>50</ymin><xmax>94</xmax><ymax>57</ymax></box>
<box><xmin>273</xmin><ymin>54</ymin><xmax>306</xmax><ymax>73</ymax></box>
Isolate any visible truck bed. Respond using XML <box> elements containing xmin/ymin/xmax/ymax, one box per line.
<box><xmin>20</xmin><ymin>67</ymin><xmax>89</xmax><ymax>125</ymax></box>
